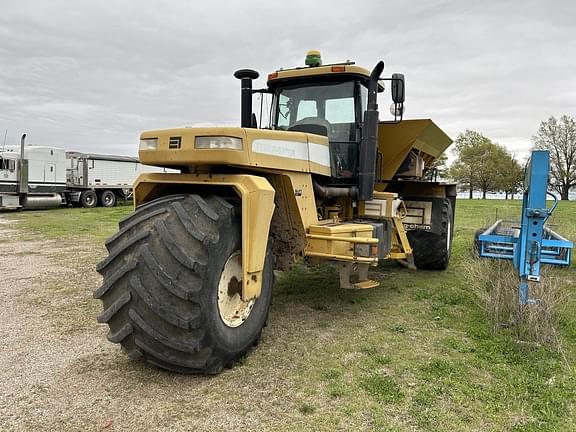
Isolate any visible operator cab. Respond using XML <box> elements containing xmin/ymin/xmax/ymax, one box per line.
<box><xmin>270</xmin><ymin>78</ymin><xmax>368</xmax><ymax>183</ymax></box>
<box><xmin>236</xmin><ymin>51</ymin><xmax>405</xmax><ymax>193</ymax></box>
<box><xmin>265</xmin><ymin>51</ymin><xmax>401</xmax><ymax>187</ymax></box>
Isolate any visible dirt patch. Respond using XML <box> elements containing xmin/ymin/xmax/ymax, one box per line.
<box><xmin>0</xmin><ymin>216</ymin><xmax>334</xmax><ymax>431</ymax></box>
<box><xmin>0</xmin><ymin>220</ymin><xmax>108</xmax><ymax>429</ymax></box>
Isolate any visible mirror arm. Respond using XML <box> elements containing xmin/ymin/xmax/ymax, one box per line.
<box><xmin>379</xmin><ymin>76</ymin><xmax>405</xmax><ymax>123</ymax></box>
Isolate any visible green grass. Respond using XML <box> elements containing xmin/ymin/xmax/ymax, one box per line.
<box><xmin>3</xmin><ymin>199</ymin><xmax>576</xmax><ymax>431</ymax></box>
<box><xmin>360</xmin><ymin>373</ymin><xmax>405</xmax><ymax>403</ymax></box>
<box><xmin>3</xmin><ymin>202</ymin><xmax>133</xmax><ymax>241</ymax></box>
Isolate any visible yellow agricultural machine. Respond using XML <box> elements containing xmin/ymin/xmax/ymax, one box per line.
<box><xmin>94</xmin><ymin>52</ymin><xmax>454</xmax><ymax>373</ymax></box>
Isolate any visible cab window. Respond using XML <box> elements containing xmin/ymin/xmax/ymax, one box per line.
<box><xmin>296</xmin><ymin>100</ymin><xmax>318</xmax><ymax>120</ymax></box>
<box><xmin>325</xmin><ymin>97</ymin><xmax>355</xmax><ymax>123</ymax></box>
<box><xmin>0</xmin><ymin>157</ymin><xmax>16</xmax><ymax>171</ymax></box>
<box><xmin>274</xmin><ymin>81</ymin><xmax>358</xmax><ymax>142</ymax></box>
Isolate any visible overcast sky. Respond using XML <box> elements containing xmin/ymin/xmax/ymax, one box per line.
<box><xmin>1</xmin><ymin>0</ymin><xmax>574</xmax><ymax>159</ymax></box>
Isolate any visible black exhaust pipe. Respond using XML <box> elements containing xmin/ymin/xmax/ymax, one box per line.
<box><xmin>234</xmin><ymin>69</ymin><xmax>259</xmax><ymax>128</ymax></box>
<box><xmin>358</xmin><ymin>61</ymin><xmax>384</xmax><ymax>201</ymax></box>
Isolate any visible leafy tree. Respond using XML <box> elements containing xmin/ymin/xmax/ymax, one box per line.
<box><xmin>498</xmin><ymin>155</ymin><xmax>524</xmax><ymax>199</ymax></box>
<box><xmin>448</xmin><ymin>130</ymin><xmax>522</xmax><ymax>199</ymax></box>
<box><xmin>531</xmin><ymin>115</ymin><xmax>576</xmax><ymax>200</ymax></box>
<box><xmin>448</xmin><ymin>130</ymin><xmax>511</xmax><ymax>199</ymax></box>
<box><xmin>449</xmin><ymin>130</ymin><xmax>487</xmax><ymax>198</ymax></box>
<box><xmin>475</xmin><ymin>144</ymin><xmax>513</xmax><ymax>199</ymax></box>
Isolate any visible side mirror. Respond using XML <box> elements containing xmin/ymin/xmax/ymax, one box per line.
<box><xmin>391</xmin><ymin>73</ymin><xmax>405</xmax><ymax>103</ymax></box>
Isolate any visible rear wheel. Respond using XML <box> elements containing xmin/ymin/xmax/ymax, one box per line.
<box><xmin>407</xmin><ymin>198</ymin><xmax>453</xmax><ymax>270</ymax></box>
<box><xmin>80</xmin><ymin>190</ymin><xmax>97</xmax><ymax>208</ymax></box>
<box><xmin>94</xmin><ymin>194</ymin><xmax>274</xmax><ymax>374</ymax></box>
<box><xmin>99</xmin><ymin>190</ymin><xmax>117</xmax><ymax>208</ymax></box>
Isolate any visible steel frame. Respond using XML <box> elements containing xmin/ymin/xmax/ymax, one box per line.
<box><xmin>477</xmin><ymin>150</ymin><xmax>573</xmax><ymax>304</ymax></box>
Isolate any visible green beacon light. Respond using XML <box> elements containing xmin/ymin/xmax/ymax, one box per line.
<box><xmin>305</xmin><ymin>50</ymin><xmax>322</xmax><ymax>67</ymax></box>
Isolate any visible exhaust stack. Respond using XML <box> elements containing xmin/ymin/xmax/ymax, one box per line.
<box><xmin>18</xmin><ymin>134</ymin><xmax>29</xmax><ymax>194</ymax></box>
<box><xmin>20</xmin><ymin>133</ymin><xmax>26</xmax><ymax>156</ymax></box>
<box><xmin>358</xmin><ymin>61</ymin><xmax>384</xmax><ymax>201</ymax></box>
<box><xmin>234</xmin><ymin>69</ymin><xmax>259</xmax><ymax>128</ymax></box>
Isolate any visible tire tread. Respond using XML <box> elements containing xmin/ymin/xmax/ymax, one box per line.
<box><xmin>94</xmin><ymin>193</ymin><xmax>272</xmax><ymax>374</ymax></box>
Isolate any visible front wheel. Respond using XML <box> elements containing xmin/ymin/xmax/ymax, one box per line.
<box><xmin>94</xmin><ymin>194</ymin><xmax>274</xmax><ymax>374</ymax></box>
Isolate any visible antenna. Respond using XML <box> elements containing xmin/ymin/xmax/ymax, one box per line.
<box><xmin>2</xmin><ymin>129</ymin><xmax>6</xmax><ymax>152</ymax></box>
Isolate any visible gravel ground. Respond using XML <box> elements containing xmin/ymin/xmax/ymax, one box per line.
<box><xmin>0</xmin><ymin>218</ymin><xmax>120</xmax><ymax>431</ymax></box>
<box><xmin>0</xmin><ymin>216</ymin><xmax>336</xmax><ymax>431</ymax></box>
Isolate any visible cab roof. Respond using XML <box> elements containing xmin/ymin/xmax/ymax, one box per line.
<box><xmin>267</xmin><ymin>62</ymin><xmax>382</xmax><ymax>89</ymax></box>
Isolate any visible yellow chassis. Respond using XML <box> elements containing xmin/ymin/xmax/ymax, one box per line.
<box><xmin>133</xmin><ymin>172</ymin><xmax>414</xmax><ymax>299</ymax></box>
<box><xmin>134</xmin><ymin>173</ymin><xmax>275</xmax><ymax>300</ymax></box>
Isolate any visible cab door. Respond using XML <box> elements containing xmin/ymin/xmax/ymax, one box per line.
<box><xmin>45</xmin><ymin>163</ymin><xmax>56</xmax><ymax>183</ymax></box>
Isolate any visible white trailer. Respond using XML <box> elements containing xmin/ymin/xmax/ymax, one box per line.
<box><xmin>65</xmin><ymin>152</ymin><xmax>177</xmax><ymax>208</ymax></box>
<box><xmin>0</xmin><ymin>136</ymin><xmax>176</xmax><ymax>210</ymax></box>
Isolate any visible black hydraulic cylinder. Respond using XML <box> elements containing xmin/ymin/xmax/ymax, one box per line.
<box><xmin>234</xmin><ymin>69</ymin><xmax>259</xmax><ymax>128</ymax></box>
<box><xmin>358</xmin><ymin>61</ymin><xmax>384</xmax><ymax>201</ymax></box>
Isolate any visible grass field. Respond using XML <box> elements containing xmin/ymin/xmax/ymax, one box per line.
<box><xmin>3</xmin><ymin>199</ymin><xmax>576</xmax><ymax>431</ymax></box>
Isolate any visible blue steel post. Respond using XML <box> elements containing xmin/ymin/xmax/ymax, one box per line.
<box><xmin>515</xmin><ymin>151</ymin><xmax>550</xmax><ymax>304</ymax></box>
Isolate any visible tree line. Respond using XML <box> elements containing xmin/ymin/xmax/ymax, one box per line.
<box><xmin>446</xmin><ymin>115</ymin><xmax>576</xmax><ymax>200</ymax></box>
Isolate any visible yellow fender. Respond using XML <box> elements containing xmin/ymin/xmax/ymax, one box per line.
<box><xmin>133</xmin><ymin>173</ymin><xmax>275</xmax><ymax>300</ymax></box>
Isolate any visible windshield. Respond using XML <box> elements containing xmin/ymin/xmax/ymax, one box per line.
<box><xmin>274</xmin><ymin>81</ymin><xmax>367</xmax><ymax>142</ymax></box>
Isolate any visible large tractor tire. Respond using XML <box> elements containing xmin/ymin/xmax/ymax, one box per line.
<box><xmin>406</xmin><ymin>198</ymin><xmax>453</xmax><ymax>270</ymax></box>
<box><xmin>94</xmin><ymin>194</ymin><xmax>274</xmax><ymax>374</ymax></box>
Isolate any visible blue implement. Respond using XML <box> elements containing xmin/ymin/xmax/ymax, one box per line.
<box><xmin>476</xmin><ymin>150</ymin><xmax>573</xmax><ymax>304</ymax></box>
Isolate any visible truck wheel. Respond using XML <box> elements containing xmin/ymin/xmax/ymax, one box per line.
<box><xmin>80</xmin><ymin>190</ymin><xmax>98</xmax><ymax>208</ymax></box>
<box><xmin>94</xmin><ymin>194</ymin><xmax>274</xmax><ymax>374</ymax></box>
<box><xmin>407</xmin><ymin>199</ymin><xmax>453</xmax><ymax>270</ymax></box>
<box><xmin>99</xmin><ymin>190</ymin><xmax>117</xmax><ymax>208</ymax></box>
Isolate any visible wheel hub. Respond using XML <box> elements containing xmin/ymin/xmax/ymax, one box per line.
<box><xmin>217</xmin><ymin>251</ymin><xmax>255</xmax><ymax>328</ymax></box>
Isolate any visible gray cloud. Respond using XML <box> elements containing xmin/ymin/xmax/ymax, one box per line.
<box><xmin>1</xmin><ymin>0</ymin><xmax>574</xmax><ymax>157</ymax></box>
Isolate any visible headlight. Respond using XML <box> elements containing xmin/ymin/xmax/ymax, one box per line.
<box><xmin>195</xmin><ymin>136</ymin><xmax>242</xmax><ymax>150</ymax></box>
<box><xmin>139</xmin><ymin>138</ymin><xmax>158</xmax><ymax>151</ymax></box>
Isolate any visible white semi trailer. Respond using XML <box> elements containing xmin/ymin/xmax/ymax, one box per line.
<box><xmin>65</xmin><ymin>151</ymin><xmax>177</xmax><ymax>208</ymax></box>
<box><xmin>0</xmin><ymin>135</ymin><xmax>175</xmax><ymax>210</ymax></box>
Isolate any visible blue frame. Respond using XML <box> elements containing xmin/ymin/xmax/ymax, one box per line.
<box><xmin>477</xmin><ymin>150</ymin><xmax>573</xmax><ymax>304</ymax></box>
